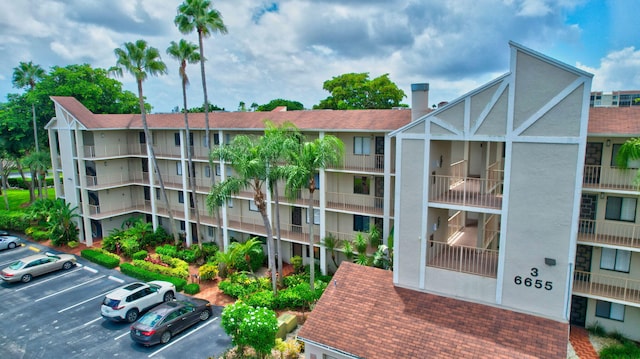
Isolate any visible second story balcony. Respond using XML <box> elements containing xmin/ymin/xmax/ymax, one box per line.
<box><xmin>427</xmin><ymin>240</ymin><xmax>498</xmax><ymax>278</ymax></box>
<box><xmin>573</xmin><ymin>270</ymin><xmax>640</xmax><ymax>307</ymax></box>
<box><xmin>430</xmin><ymin>175</ymin><xmax>503</xmax><ymax>210</ymax></box>
<box><xmin>327</xmin><ymin>154</ymin><xmax>392</xmax><ymax>173</ymax></box>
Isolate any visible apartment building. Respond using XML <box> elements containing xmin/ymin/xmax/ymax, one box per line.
<box><xmin>47</xmin><ymin>40</ymin><xmax>639</xmax><ymax>356</ymax></box>
<box><xmin>590</xmin><ymin>90</ymin><xmax>640</xmax><ymax>107</ymax></box>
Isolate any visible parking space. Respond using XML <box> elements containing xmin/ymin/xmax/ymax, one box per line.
<box><xmin>0</xmin><ymin>240</ymin><xmax>232</xmax><ymax>359</ymax></box>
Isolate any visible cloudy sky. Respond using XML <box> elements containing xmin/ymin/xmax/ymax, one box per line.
<box><xmin>1</xmin><ymin>0</ymin><xmax>639</xmax><ymax>113</ymax></box>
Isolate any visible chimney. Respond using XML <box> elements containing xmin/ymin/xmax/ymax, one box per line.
<box><xmin>411</xmin><ymin>83</ymin><xmax>429</xmax><ymax>121</ymax></box>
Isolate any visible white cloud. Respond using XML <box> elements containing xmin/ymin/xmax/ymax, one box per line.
<box><xmin>578</xmin><ymin>47</ymin><xmax>640</xmax><ymax>91</ymax></box>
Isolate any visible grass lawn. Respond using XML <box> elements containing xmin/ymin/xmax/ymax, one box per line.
<box><xmin>0</xmin><ymin>188</ymin><xmax>56</xmax><ymax>211</ymax></box>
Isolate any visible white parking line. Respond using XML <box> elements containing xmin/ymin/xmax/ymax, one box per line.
<box><xmin>58</xmin><ymin>289</ymin><xmax>116</xmax><ymax>313</ymax></box>
<box><xmin>83</xmin><ymin>266</ymin><xmax>98</xmax><ymax>273</ymax></box>
<box><xmin>83</xmin><ymin>317</ymin><xmax>103</xmax><ymax>326</ymax></box>
<box><xmin>148</xmin><ymin>317</ymin><xmax>219</xmax><ymax>358</ymax></box>
<box><xmin>115</xmin><ymin>330</ymin><xmax>132</xmax><ymax>341</ymax></box>
<box><xmin>15</xmin><ymin>267</ymin><xmax>84</xmax><ymax>291</ymax></box>
<box><xmin>35</xmin><ymin>275</ymin><xmax>106</xmax><ymax>302</ymax></box>
<box><xmin>108</xmin><ymin>275</ymin><xmax>125</xmax><ymax>283</ymax></box>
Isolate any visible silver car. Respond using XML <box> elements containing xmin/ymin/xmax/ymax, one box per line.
<box><xmin>0</xmin><ymin>253</ymin><xmax>77</xmax><ymax>283</ymax></box>
<box><xmin>0</xmin><ymin>235</ymin><xmax>21</xmax><ymax>250</ymax></box>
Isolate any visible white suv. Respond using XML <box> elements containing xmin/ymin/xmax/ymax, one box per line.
<box><xmin>101</xmin><ymin>281</ymin><xmax>176</xmax><ymax>323</ymax></box>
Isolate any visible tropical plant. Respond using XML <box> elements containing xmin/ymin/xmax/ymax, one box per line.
<box><xmin>12</xmin><ymin>61</ymin><xmax>45</xmax><ymax>152</ymax></box>
<box><xmin>22</xmin><ymin>151</ymin><xmax>50</xmax><ymax>200</ymax></box>
<box><xmin>372</xmin><ymin>244</ymin><xmax>391</xmax><ymax>269</ymax></box>
<box><xmin>46</xmin><ymin>199</ymin><xmax>80</xmax><ymax>246</ymax></box>
<box><xmin>353</xmin><ymin>232</ymin><xmax>368</xmax><ymax>254</ymax></box>
<box><xmin>207</xmin><ymin>135</ymin><xmax>278</xmax><ymax>294</ymax></box>
<box><xmin>167</xmin><ymin>38</ymin><xmax>203</xmax><ymax>248</ymax></box>
<box><xmin>221</xmin><ymin>302</ymin><xmax>278</xmax><ymax>359</ymax></box>
<box><xmin>341</xmin><ymin>239</ymin><xmax>355</xmax><ymax>261</ymax></box>
<box><xmin>321</xmin><ymin>234</ymin><xmax>341</xmax><ymax>269</ymax></box>
<box><xmin>110</xmin><ymin>40</ymin><xmax>178</xmax><ymax>244</ymax></box>
<box><xmin>175</xmin><ymin>0</ymin><xmax>228</xmax><ymax>246</ymax></box>
<box><xmin>368</xmin><ymin>225</ymin><xmax>381</xmax><ymax>248</ymax></box>
<box><xmin>282</xmin><ymin>134</ymin><xmax>344</xmax><ymax>290</ymax></box>
<box><xmin>616</xmin><ymin>137</ymin><xmax>640</xmax><ymax>187</ymax></box>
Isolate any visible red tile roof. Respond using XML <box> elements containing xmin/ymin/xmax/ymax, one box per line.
<box><xmin>50</xmin><ymin>96</ymin><xmax>412</xmax><ymax>132</ymax></box>
<box><xmin>52</xmin><ymin>96</ymin><xmax>640</xmax><ymax>137</ymax></box>
<box><xmin>298</xmin><ymin>262</ymin><xmax>568</xmax><ymax>359</ymax></box>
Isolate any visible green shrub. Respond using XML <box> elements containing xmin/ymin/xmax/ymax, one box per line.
<box><xmin>600</xmin><ymin>340</ymin><xmax>640</xmax><ymax>359</ymax></box>
<box><xmin>119</xmin><ymin>263</ymin><xmax>187</xmax><ymax>292</ymax></box>
<box><xmin>198</xmin><ymin>263</ymin><xmax>219</xmax><ymax>280</ymax></box>
<box><xmin>156</xmin><ymin>244</ymin><xmax>178</xmax><ymax>257</ymax></box>
<box><xmin>132</xmin><ymin>250</ymin><xmax>148</xmax><ymax>261</ymax></box>
<box><xmin>120</xmin><ymin>237</ymin><xmax>141</xmax><ymax>258</ymax></box>
<box><xmin>81</xmin><ymin>249</ymin><xmax>120</xmax><ymax>269</ymax></box>
<box><xmin>244</xmin><ymin>290</ymin><xmax>275</xmax><ymax>309</ymax></box>
<box><xmin>201</xmin><ymin>242</ymin><xmax>219</xmax><ymax>260</ymax></box>
<box><xmin>68</xmin><ymin>241</ymin><xmax>79</xmax><ymax>248</ymax></box>
<box><xmin>586</xmin><ymin>322</ymin><xmax>606</xmax><ymax>337</ymax></box>
<box><xmin>132</xmin><ymin>259</ymin><xmax>189</xmax><ymax>279</ymax></box>
<box><xmin>101</xmin><ymin>232</ymin><xmax>120</xmax><ymax>252</ymax></box>
<box><xmin>290</xmin><ymin>256</ymin><xmax>303</xmax><ymax>273</ymax></box>
<box><xmin>27</xmin><ymin>228</ymin><xmax>50</xmax><ymax>241</ymax></box>
<box><xmin>183</xmin><ymin>283</ymin><xmax>200</xmax><ymax>295</ymax></box>
<box><xmin>0</xmin><ymin>212</ymin><xmax>30</xmax><ymax>231</ymax></box>
<box><xmin>144</xmin><ymin>227</ymin><xmax>170</xmax><ymax>247</ymax></box>
<box><xmin>218</xmin><ymin>280</ymin><xmax>248</xmax><ymax>298</ymax></box>
<box><xmin>177</xmin><ymin>249</ymin><xmax>196</xmax><ymax>263</ymax></box>
<box><xmin>283</xmin><ymin>273</ymin><xmax>308</xmax><ymax>288</ymax></box>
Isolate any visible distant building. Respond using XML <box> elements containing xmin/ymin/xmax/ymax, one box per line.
<box><xmin>590</xmin><ymin>90</ymin><xmax>640</xmax><ymax>107</ymax></box>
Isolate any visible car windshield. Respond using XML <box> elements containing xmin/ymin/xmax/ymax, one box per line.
<box><xmin>8</xmin><ymin>261</ymin><xmax>24</xmax><ymax>270</ymax></box>
<box><xmin>138</xmin><ymin>312</ymin><xmax>163</xmax><ymax>327</ymax></box>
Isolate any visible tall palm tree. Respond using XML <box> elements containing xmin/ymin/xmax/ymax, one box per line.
<box><xmin>167</xmin><ymin>39</ymin><xmax>203</xmax><ymax>248</ymax></box>
<box><xmin>12</xmin><ymin>61</ymin><xmax>45</xmax><ymax>152</ymax></box>
<box><xmin>110</xmin><ymin>40</ymin><xmax>179</xmax><ymax>244</ymax></box>
<box><xmin>262</xmin><ymin>121</ymin><xmax>303</xmax><ymax>280</ymax></box>
<box><xmin>283</xmin><ymin>135</ymin><xmax>344</xmax><ymax>290</ymax></box>
<box><xmin>206</xmin><ymin>135</ymin><xmax>278</xmax><ymax>295</ymax></box>
<box><xmin>175</xmin><ymin>0</ymin><xmax>227</xmax><ymax>247</ymax></box>
<box><xmin>22</xmin><ymin>151</ymin><xmax>50</xmax><ymax>199</ymax></box>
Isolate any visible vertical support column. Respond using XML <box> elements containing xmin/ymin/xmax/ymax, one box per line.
<box><xmin>73</xmin><ymin>125</ymin><xmax>92</xmax><ymax>247</ymax></box>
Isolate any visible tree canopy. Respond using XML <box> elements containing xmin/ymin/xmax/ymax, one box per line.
<box><xmin>256</xmin><ymin>98</ymin><xmax>304</xmax><ymax>111</ymax></box>
<box><xmin>313</xmin><ymin>72</ymin><xmax>406</xmax><ymax>110</ymax></box>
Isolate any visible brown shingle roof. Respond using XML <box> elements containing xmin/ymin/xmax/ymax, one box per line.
<box><xmin>51</xmin><ymin>96</ymin><xmax>412</xmax><ymax>132</ymax></box>
<box><xmin>298</xmin><ymin>262</ymin><xmax>568</xmax><ymax>359</ymax></box>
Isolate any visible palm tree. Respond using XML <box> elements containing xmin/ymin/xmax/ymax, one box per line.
<box><xmin>23</xmin><ymin>151</ymin><xmax>50</xmax><ymax>199</ymax></box>
<box><xmin>175</xmin><ymin>0</ymin><xmax>227</xmax><ymax>247</ymax></box>
<box><xmin>47</xmin><ymin>199</ymin><xmax>80</xmax><ymax>247</ymax></box>
<box><xmin>110</xmin><ymin>40</ymin><xmax>179</xmax><ymax>244</ymax></box>
<box><xmin>283</xmin><ymin>135</ymin><xmax>344</xmax><ymax>290</ymax></box>
<box><xmin>616</xmin><ymin>138</ymin><xmax>640</xmax><ymax>187</ymax></box>
<box><xmin>262</xmin><ymin>120</ymin><xmax>302</xmax><ymax>280</ymax></box>
<box><xmin>12</xmin><ymin>61</ymin><xmax>45</xmax><ymax>152</ymax></box>
<box><xmin>206</xmin><ymin>135</ymin><xmax>278</xmax><ymax>294</ymax></box>
<box><xmin>167</xmin><ymin>39</ymin><xmax>203</xmax><ymax>248</ymax></box>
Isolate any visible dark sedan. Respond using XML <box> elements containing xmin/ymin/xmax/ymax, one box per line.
<box><xmin>130</xmin><ymin>298</ymin><xmax>213</xmax><ymax>346</ymax></box>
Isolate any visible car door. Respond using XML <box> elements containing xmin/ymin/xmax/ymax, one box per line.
<box><xmin>40</xmin><ymin>257</ymin><xmax>59</xmax><ymax>274</ymax></box>
<box><xmin>173</xmin><ymin>307</ymin><xmax>195</xmax><ymax>334</ymax></box>
<box><xmin>0</xmin><ymin>238</ymin><xmax>7</xmax><ymax>250</ymax></box>
<box><xmin>136</xmin><ymin>287</ymin><xmax>155</xmax><ymax>311</ymax></box>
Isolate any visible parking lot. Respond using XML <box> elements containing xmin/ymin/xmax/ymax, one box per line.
<box><xmin>0</xmin><ymin>240</ymin><xmax>232</xmax><ymax>359</ymax></box>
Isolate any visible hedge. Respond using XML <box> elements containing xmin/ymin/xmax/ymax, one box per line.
<box><xmin>132</xmin><ymin>250</ymin><xmax>148</xmax><ymax>261</ymax></box>
<box><xmin>119</xmin><ymin>263</ymin><xmax>187</xmax><ymax>292</ymax></box>
<box><xmin>80</xmin><ymin>249</ymin><xmax>121</xmax><ymax>269</ymax></box>
<box><xmin>7</xmin><ymin>177</ymin><xmax>55</xmax><ymax>190</ymax></box>
<box><xmin>183</xmin><ymin>283</ymin><xmax>200</xmax><ymax>295</ymax></box>
<box><xmin>0</xmin><ymin>211</ymin><xmax>30</xmax><ymax>232</ymax></box>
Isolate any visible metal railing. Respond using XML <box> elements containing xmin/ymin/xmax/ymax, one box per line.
<box><xmin>327</xmin><ymin>154</ymin><xmax>390</xmax><ymax>173</ymax></box>
<box><xmin>573</xmin><ymin>270</ymin><xmax>640</xmax><ymax>304</ymax></box>
<box><xmin>583</xmin><ymin>165</ymin><xmax>638</xmax><ymax>191</ymax></box>
<box><xmin>427</xmin><ymin>240</ymin><xmax>498</xmax><ymax>278</ymax></box>
<box><xmin>326</xmin><ymin>191</ymin><xmax>386</xmax><ymax>215</ymax></box>
<box><xmin>578</xmin><ymin>219</ymin><xmax>640</xmax><ymax>249</ymax></box>
<box><xmin>430</xmin><ymin>175</ymin><xmax>503</xmax><ymax>209</ymax></box>
<box><xmin>83</xmin><ymin>143</ymin><xmax>146</xmax><ymax>158</ymax></box>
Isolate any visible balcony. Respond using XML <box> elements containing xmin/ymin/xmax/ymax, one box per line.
<box><xmin>83</xmin><ymin>144</ymin><xmax>146</xmax><ymax>159</ymax></box>
<box><xmin>225</xmin><ymin>214</ymin><xmax>321</xmax><ymax>244</ymax></box>
<box><xmin>85</xmin><ymin>172</ymin><xmax>148</xmax><ymax>189</ymax></box>
<box><xmin>578</xmin><ymin>219</ymin><xmax>640</xmax><ymax>250</ymax></box>
<box><xmin>430</xmin><ymin>175</ymin><xmax>503</xmax><ymax>209</ymax></box>
<box><xmin>327</xmin><ymin>154</ymin><xmax>391</xmax><ymax>173</ymax></box>
<box><xmin>583</xmin><ymin>165</ymin><xmax>638</xmax><ymax>192</ymax></box>
<box><xmin>427</xmin><ymin>240</ymin><xmax>498</xmax><ymax>278</ymax></box>
<box><xmin>87</xmin><ymin>200</ymin><xmax>151</xmax><ymax>219</ymax></box>
<box><xmin>573</xmin><ymin>270</ymin><xmax>640</xmax><ymax>306</ymax></box>
<box><xmin>326</xmin><ymin>192</ymin><xmax>390</xmax><ymax>216</ymax></box>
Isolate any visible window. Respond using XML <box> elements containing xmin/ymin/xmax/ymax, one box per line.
<box><xmin>306</xmin><ymin>208</ymin><xmax>320</xmax><ymax>225</ymax></box>
<box><xmin>611</xmin><ymin>144</ymin><xmax>640</xmax><ymax>168</ymax></box>
<box><xmin>213</xmin><ymin>133</ymin><xmax>220</xmax><ymax>145</ymax></box>
<box><xmin>250</xmin><ymin>200</ymin><xmax>259</xmax><ymax>212</ymax></box>
<box><xmin>178</xmin><ymin>192</ymin><xmax>184</xmax><ymax>204</ymax></box>
<box><xmin>174</xmin><ymin>133</ymin><xmax>180</xmax><ymax>146</ymax></box>
<box><xmin>139</xmin><ymin>132</ymin><xmax>146</xmax><ymax>144</ymax></box>
<box><xmin>215</xmin><ymin>164</ymin><xmax>221</xmax><ymax>176</ymax></box>
<box><xmin>176</xmin><ymin>162</ymin><xmax>183</xmax><ymax>175</ymax></box>
<box><xmin>155</xmin><ymin>189</ymin><xmax>160</xmax><ymax>200</ymax></box>
<box><xmin>188</xmin><ymin>133</ymin><xmax>194</xmax><ymax>146</ymax></box>
<box><xmin>595</xmin><ymin>300</ymin><xmax>625</xmax><ymax>321</ymax></box>
<box><xmin>354</xmin><ymin>136</ymin><xmax>370</xmax><ymax>155</ymax></box>
<box><xmin>227</xmin><ymin>198</ymin><xmax>234</xmax><ymax>208</ymax></box>
<box><xmin>600</xmin><ymin>248</ymin><xmax>631</xmax><ymax>272</ymax></box>
<box><xmin>158</xmin><ymin>217</ymin><xmax>163</xmax><ymax>225</ymax></box>
<box><xmin>208</xmin><ymin>227</ymin><xmax>214</xmax><ymax>237</ymax></box>
<box><xmin>605</xmin><ymin>197</ymin><xmax>636</xmax><ymax>222</ymax></box>
<box><xmin>354</xmin><ymin>176</ymin><xmax>370</xmax><ymax>195</ymax></box>
<box><xmin>353</xmin><ymin>215</ymin><xmax>370</xmax><ymax>231</ymax></box>
<box><xmin>204</xmin><ymin>166</ymin><xmax>211</xmax><ymax>178</ymax></box>
<box><xmin>314</xmin><ymin>173</ymin><xmax>320</xmax><ymax>190</ymax></box>
<box><xmin>180</xmin><ymin>221</ymin><xmax>186</xmax><ymax>231</ymax></box>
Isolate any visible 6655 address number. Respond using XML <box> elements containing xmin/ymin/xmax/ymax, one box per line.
<box><xmin>514</xmin><ymin>267</ymin><xmax>553</xmax><ymax>291</ymax></box>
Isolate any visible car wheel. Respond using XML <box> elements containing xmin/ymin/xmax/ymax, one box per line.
<box><xmin>160</xmin><ymin>331</ymin><xmax>171</xmax><ymax>344</ymax></box>
<box><xmin>125</xmin><ymin>309</ymin><xmax>139</xmax><ymax>323</ymax></box>
<box><xmin>21</xmin><ymin>274</ymin><xmax>32</xmax><ymax>283</ymax></box>
<box><xmin>62</xmin><ymin>261</ymin><xmax>73</xmax><ymax>270</ymax></box>
<box><xmin>199</xmin><ymin>310</ymin><xmax>210</xmax><ymax>321</ymax></box>
<box><xmin>7</xmin><ymin>242</ymin><xmax>16</xmax><ymax>249</ymax></box>
<box><xmin>163</xmin><ymin>291</ymin><xmax>174</xmax><ymax>302</ymax></box>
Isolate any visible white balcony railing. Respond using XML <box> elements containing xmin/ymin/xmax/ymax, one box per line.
<box><xmin>430</xmin><ymin>175</ymin><xmax>503</xmax><ymax>209</ymax></box>
<box><xmin>83</xmin><ymin>143</ymin><xmax>146</xmax><ymax>158</ymax></box>
<box><xmin>427</xmin><ymin>240</ymin><xmax>498</xmax><ymax>278</ymax></box>
<box><xmin>327</xmin><ymin>154</ymin><xmax>390</xmax><ymax>173</ymax></box>
<box><xmin>583</xmin><ymin>165</ymin><xmax>638</xmax><ymax>191</ymax></box>
<box><xmin>326</xmin><ymin>192</ymin><xmax>386</xmax><ymax>215</ymax></box>
<box><xmin>573</xmin><ymin>270</ymin><xmax>640</xmax><ymax>305</ymax></box>
<box><xmin>578</xmin><ymin>219</ymin><xmax>640</xmax><ymax>249</ymax></box>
